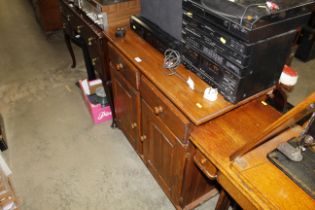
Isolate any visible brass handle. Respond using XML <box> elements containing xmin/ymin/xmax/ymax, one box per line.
<box><xmin>76</xmin><ymin>25</ymin><xmax>83</xmax><ymax>33</ymax></box>
<box><xmin>116</xmin><ymin>63</ymin><xmax>124</xmax><ymax>71</ymax></box>
<box><xmin>204</xmin><ymin>171</ymin><xmax>218</xmax><ymax>180</ymax></box>
<box><xmin>154</xmin><ymin>106</ymin><xmax>163</xmax><ymax>115</ymax></box>
<box><xmin>140</xmin><ymin>135</ymin><xmax>147</xmax><ymax>142</ymax></box>
<box><xmin>92</xmin><ymin>57</ymin><xmax>98</xmax><ymax>66</ymax></box>
<box><xmin>67</xmin><ymin>15</ymin><xmax>71</xmax><ymax>21</ymax></box>
<box><xmin>201</xmin><ymin>158</ymin><xmax>207</xmax><ymax>165</ymax></box>
<box><xmin>131</xmin><ymin>122</ymin><xmax>137</xmax><ymax>129</ymax></box>
<box><xmin>88</xmin><ymin>37</ymin><xmax>95</xmax><ymax>46</ymax></box>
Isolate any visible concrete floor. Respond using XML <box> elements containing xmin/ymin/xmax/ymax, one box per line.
<box><xmin>0</xmin><ymin>0</ymin><xmax>314</xmax><ymax>210</ymax></box>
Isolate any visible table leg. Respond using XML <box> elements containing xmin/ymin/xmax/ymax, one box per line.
<box><xmin>80</xmin><ymin>40</ymin><xmax>97</xmax><ymax>81</ymax></box>
<box><xmin>101</xmin><ymin>79</ymin><xmax>117</xmax><ymax>128</ymax></box>
<box><xmin>63</xmin><ymin>32</ymin><xmax>76</xmax><ymax>68</ymax></box>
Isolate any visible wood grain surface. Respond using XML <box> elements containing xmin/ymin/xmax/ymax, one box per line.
<box><xmin>191</xmin><ymin>99</ymin><xmax>315</xmax><ymax>209</ymax></box>
<box><xmin>103</xmin><ymin>27</ymin><xmax>272</xmax><ymax>125</ymax></box>
<box><xmin>230</xmin><ymin>92</ymin><xmax>315</xmax><ymax>160</ymax></box>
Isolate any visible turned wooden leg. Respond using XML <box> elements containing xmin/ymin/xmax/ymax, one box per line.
<box><xmin>63</xmin><ymin>32</ymin><xmax>76</xmax><ymax>68</ymax></box>
<box><xmin>215</xmin><ymin>190</ymin><xmax>231</xmax><ymax>210</ymax></box>
<box><xmin>100</xmin><ymin>79</ymin><xmax>117</xmax><ymax>128</ymax></box>
<box><xmin>80</xmin><ymin>40</ymin><xmax>96</xmax><ymax>81</ymax></box>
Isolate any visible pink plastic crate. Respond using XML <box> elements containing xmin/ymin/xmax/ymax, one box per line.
<box><xmin>79</xmin><ymin>79</ymin><xmax>112</xmax><ymax>124</ymax></box>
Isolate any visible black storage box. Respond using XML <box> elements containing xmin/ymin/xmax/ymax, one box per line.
<box><xmin>295</xmin><ymin>26</ymin><xmax>315</xmax><ymax>62</ymax></box>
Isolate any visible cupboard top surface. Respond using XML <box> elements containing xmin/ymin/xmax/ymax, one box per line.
<box><xmin>190</xmin><ymin>100</ymin><xmax>315</xmax><ymax>209</ymax></box>
<box><xmin>104</xmin><ymin>27</ymin><xmax>271</xmax><ymax>125</ymax></box>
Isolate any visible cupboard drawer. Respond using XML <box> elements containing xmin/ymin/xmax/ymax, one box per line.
<box><xmin>140</xmin><ymin>76</ymin><xmax>191</xmax><ymax>143</ymax></box>
<box><xmin>193</xmin><ymin>150</ymin><xmax>218</xmax><ymax>180</ymax></box>
<box><xmin>81</xmin><ymin>21</ymin><xmax>100</xmax><ymax>48</ymax></box>
<box><xmin>83</xmin><ymin>27</ymin><xmax>104</xmax><ymax>75</ymax></box>
<box><xmin>61</xmin><ymin>4</ymin><xmax>77</xmax><ymax>28</ymax></box>
<box><xmin>90</xmin><ymin>50</ymin><xmax>103</xmax><ymax>76</ymax></box>
<box><xmin>61</xmin><ymin>4</ymin><xmax>84</xmax><ymax>34</ymax></box>
<box><xmin>108</xmin><ymin>43</ymin><xmax>139</xmax><ymax>89</ymax></box>
<box><xmin>72</xmin><ymin>15</ymin><xmax>85</xmax><ymax>34</ymax></box>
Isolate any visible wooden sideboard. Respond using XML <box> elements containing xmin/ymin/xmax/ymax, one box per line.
<box><xmin>104</xmin><ymin>28</ymin><xmax>315</xmax><ymax>209</ymax></box>
<box><xmin>108</xmin><ymin>42</ymin><xmax>217</xmax><ymax>209</ymax></box>
<box><xmin>104</xmin><ymin>26</ymin><xmax>276</xmax><ymax>209</ymax></box>
<box><xmin>31</xmin><ymin>0</ymin><xmax>62</xmax><ymax>32</ymax></box>
<box><xmin>60</xmin><ymin>2</ymin><xmax>315</xmax><ymax>209</ymax></box>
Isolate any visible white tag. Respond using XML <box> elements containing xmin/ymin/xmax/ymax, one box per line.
<box><xmin>89</xmin><ymin>79</ymin><xmax>102</xmax><ymax>86</ymax></box>
<box><xmin>186</xmin><ymin>77</ymin><xmax>195</xmax><ymax>90</ymax></box>
<box><xmin>203</xmin><ymin>87</ymin><xmax>218</xmax><ymax>101</ymax></box>
<box><xmin>134</xmin><ymin>57</ymin><xmax>142</xmax><ymax>63</ymax></box>
<box><xmin>75</xmin><ymin>35</ymin><xmax>80</xmax><ymax>38</ymax></box>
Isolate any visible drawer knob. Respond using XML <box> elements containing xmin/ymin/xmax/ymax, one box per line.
<box><xmin>116</xmin><ymin>63</ymin><xmax>124</xmax><ymax>71</ymax></box>
<box><xmin>131</xmin><ymin>122</ymin><xmax>137</xmax><ymax>129</ymax></box>
<box><xmin>88</xmin><ymin>37</ymin><xmax>95</xmax><ymax>46</ymax></box>
<box><xmin>76</xmin><ymin>25</ymin><xmax>83</xmax><ymax>33</ymax></box>
<box><xmin>92</xmin><ymin>57</ymin><xmax>98</xmax><ymax>66</ymax></box>
<box><xmin>154</xmin><ymin>106</ymin><xmax>163</xmax><ymax>115</ymax></box>
<box><xmin>140</xmin><ymin>135</ymin><xmax>147</xmax><ymax>142</ymax></box>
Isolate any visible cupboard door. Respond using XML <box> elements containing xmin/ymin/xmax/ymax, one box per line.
<box><xmin>140</xmin><ymin>76</ymin><xmax>191</xmax><ymax>143</ymax></box>
<box><xmin>141</xmin><ymin>99</ymin><xmax>178</xmax><ymax>198</ymax></box>
<box><xmin>111</xmin><ymin>67</ymin><xmax>139</xmax><ymax>149</ymax></box>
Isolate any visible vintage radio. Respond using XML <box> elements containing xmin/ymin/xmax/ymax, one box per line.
<box><xmin>182</xmin><ymin>43</ymin><xmax>286</xmax><ymax>103</ymax></box>
<box><xmin>182</xmin><ymin>23</ymin><xmax>297</xmax><ymax>77</ymax></box>
<box><xmin>181</xmin><ymin>0</ymin><xmax>314</xmax><ymax>103</ymax></box>
<box><xmin>74</xmin><ymin>0</ymin><xmax>140</xmax><ymax>27</ymax></box>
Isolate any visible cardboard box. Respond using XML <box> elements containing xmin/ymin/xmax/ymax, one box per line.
<box><xmin>79</xmin><ymin>79</ymin><xmax>112</xmax><ymax>124</ymax></box>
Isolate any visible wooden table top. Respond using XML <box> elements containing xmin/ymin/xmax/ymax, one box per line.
<box><xmin>190</xmin><ymin>99</ymin><xmax>315</xmax><ymax>209</ymax></box>
<box><xmin>103</xmin><ymin>27</ymin><xmax>271</xmax><ymax>125</ymax></box>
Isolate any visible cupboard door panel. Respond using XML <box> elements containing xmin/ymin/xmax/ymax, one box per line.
<box><xmin>140</xmin><ymin>76</ymin><xmax>190</xmax><ymax>143</ymax></box>
<box><xmin>142</xmin><ymin>99</ymin><xmax>178</xmax><ymax>197</ymax></box>
<box><xmin>112</xmin><ymin>67</ymin><xmax>139</xmax><ymax>149</ymax></box>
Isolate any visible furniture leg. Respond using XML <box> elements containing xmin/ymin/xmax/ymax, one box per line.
<box><xmin>63</xmin><ymin>32</ymin><xmax>76</xmax><ymax>68</ymax></box>
<box><xmin>68</xmin><ymin>36</ymin><xmax>97</xmax><ymax>81</ymax></box>
<box><xmin>79</xmin><ymin>39</ymin><xmax>97</xmax><ymax>81</ymax></box>
<box><xmin>215</xmin><ymin>190</ymin><xmax>231</xmax><ymax>210</ymax></box>
<box><xmin>101</xmin><ymin>79</ymin><xmax>117</xmax><ymax>128</ymax></box>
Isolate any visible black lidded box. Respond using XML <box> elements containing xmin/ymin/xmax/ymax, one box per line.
<box><xmin>183</xmin><ymin>0</ymin><xmax>314</xmax><ymax>42</ymax></box>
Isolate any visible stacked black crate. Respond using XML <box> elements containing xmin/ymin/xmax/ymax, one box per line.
<box><xmin>181</xmin><ymin>0</ymin><xmax>314</xmax><ymax>103</ymax></box>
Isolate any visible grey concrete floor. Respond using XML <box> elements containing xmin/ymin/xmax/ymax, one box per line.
<box><xmin>0</xmin><ymin>0</ymin><xmax>314</xmax><ymax>210</ymax></box>
<box><xmin>1</xmin><ymin>1</ymin><xmax>217</xmax><ymax>210</ymax></box>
